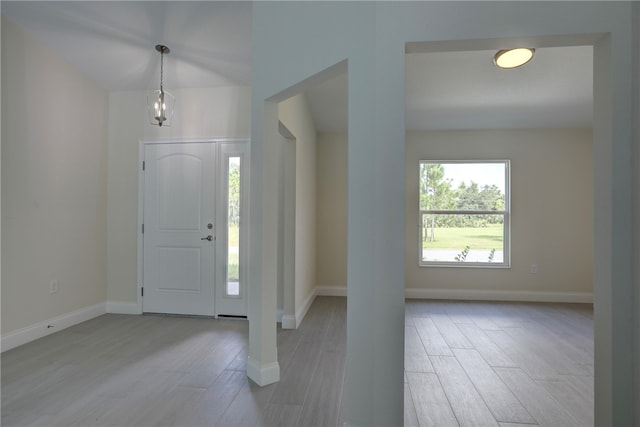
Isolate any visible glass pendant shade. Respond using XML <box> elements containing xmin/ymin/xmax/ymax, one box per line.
<box><xmin>148</xmin><ymin>44</ymin><xmax>174</xmax><ymax>127</ymax></box>
<box><xmin>147</xmin><ymin>89</ymin><xmax>175</xmax><ymax>127</ymax></box>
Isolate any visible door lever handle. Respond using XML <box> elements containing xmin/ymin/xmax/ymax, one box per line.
<box><xmin>201</xmin><ymin>235</ymin><xmax>213</xmax><ymax>241</ymax></box>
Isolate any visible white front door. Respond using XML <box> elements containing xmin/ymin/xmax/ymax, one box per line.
<box><xmin>143</xmin><ymin>142</ymin><xmax>216</xmax><ymax>316</ymax></box>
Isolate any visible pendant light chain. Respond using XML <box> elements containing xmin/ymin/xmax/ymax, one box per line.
<box><xmin>159</xmin><ymin>49</ymin><xmax>164</xmax><ymax>92</ymax></box>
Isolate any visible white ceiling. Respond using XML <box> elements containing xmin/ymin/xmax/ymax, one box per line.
<box><xmin>2</xmin><ymin>1</ymin><xmax>593</xmax><ymax>132</ymax></box>
<box><xmin>1</xmin><ymin>1</ymin><xmax>253</xmax><ymax>90</ymax></box>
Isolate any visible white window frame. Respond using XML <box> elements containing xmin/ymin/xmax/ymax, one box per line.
<box><xmin>419</xmin><ymin>160</ymin><xmax>511</xmax><ymax>268</ymax></box>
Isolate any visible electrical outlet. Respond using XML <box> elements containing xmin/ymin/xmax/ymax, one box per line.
<box><xmin>530</xmin><ymin>264</ymin><xmax>538</xmax><ymax>274</ymax></box>
<box><xmin>49</xmin><ymin>280</ymin><xmax>59</xmax><ymax>294</ymax></box>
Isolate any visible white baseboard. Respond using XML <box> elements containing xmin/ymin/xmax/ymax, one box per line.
<box><xmin>315</xmin><ymin>285</ymin><xmax>348</xmax><ymax>297</ymax></box>
<box><xmin>1</xmin><ymin>302</ymin><xmax>107</xmax><ymax>353</ymax></box>
<box><xmin>281</xmin><ymin>314</ymin><xmax>297</xmax><ymax>329</ymax></box>
<box><xmin>247</xmin><ymin>356</ymin><xmax>280</xmax><ymax>386</ymax></box>
<box><xmin>404</xmin><ymin>288</ymin><xmax>593</xmax><ymax>303</ymax></box>
<box><xmin>107</xmin><ymin>301</ymin><xmax>142</xmax><ymax>315</ymax></box>
<box><xmin>281</xmin><ymin>287</ymin><xmax>324</xmax><ymax>330</ymax></box>
<box><xmin>294</xmin><ymin>289</ymin><xmax>317</xmax><ymax>328</ymax></box>
<box><xmin>281</xmin><ymin>291</ymin><xmax>314</xmax><ymax>330</ymax></box>
<box><xmin>313</xmin><ymin>285</ymin><xmax>592</xmax><ymax>303</ymax></box>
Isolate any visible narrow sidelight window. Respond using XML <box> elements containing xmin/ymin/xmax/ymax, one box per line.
<box><xmin>226</xmin><ymin>156</ymin><xmax>241</xmax><ymax>295</ymax></box>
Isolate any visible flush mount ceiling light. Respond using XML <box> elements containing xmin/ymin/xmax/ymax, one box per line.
<box><xmin>493</xmin><ymin>48</ymin><xmax>535</xmax><ymax>69</ymax></box>
<box><xmin>147</xmin><ymin>45</ymin><xmax>175</xmax><ymax>127</ymax></box>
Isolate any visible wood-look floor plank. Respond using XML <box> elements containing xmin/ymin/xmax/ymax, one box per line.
<box><xmin>536</xmin><ymin>379</ymin><xmax>594</xmax><ymax>427</ymax></box>
<box><xmin>296</xmin><ymin>346</ymin><xmax>346</xmax><ymax>426</ymax></box>
<box><xmin>457</xmin><ymin>323</ymin><xmax>517</xmax><ymax>368</ymax></box>
<box><xmin>270</xmin><ymin>326</ymin><xmax>327</xmax><ymax>405</ymax></box>
<box><xmin>173</xmin><ymin>369</ymin><xmax>247</xmax><ymax>427</ymax></box>
<box><xmin>226</xmin><ymin>344</ymin><xmax>249</xmax><ymax>372</ymax></box>
<box><xmin>178</xmin><ymin>336</ymin><xmax>245</xmax><ymax>388</ymax></box>
<box><xmin>404</xmin><ymin>382</ymin><xmax>420</xmax><ymax>427</ymax></box>
<box><xmin>405</xmin><ymin>325</ymin><xmax>435</xmax><ymax>373</ymax></box>
<box><xmin>460</xmin><ymin>303</ymin><xmax>502</xmax><ymax>330</ymax></box>
<box><xmin>414</xmin><ymin>317</ymin><xmax>454</xmax><ymax>356</ymax></box>
<box><xmin>65</xmin><ymin>397</ymin><xmax>127</xmax><ymax>427</ymax></box>
<box><xmin>321</xmin><ymin>297</ymin><xmax>347</xmax><ymax>354</ymax></box>
<box><xmin>522</xmin><ymin>306</ymin><xmax>594</xmax><ymax>356</ymax></box>
<box><xmin>296</xmin><ymin>302</ymin><xmax>346</xmax><ymax>427</ymax></box>
<box><xmin>215</xmin><ymin>378</ymin><xmax>277</xmax><ymax>427</ymax></box>
<box><xmin>498</xmin><ymin>423</ymin><xmax>540</xmax><ymax>427</ymax></box>
<box><xmin>517</xmin><ymin>318</ymin><xmax>593</xmax><ymax>366</ymax></box>
<box><xmin>276</xmin><ymin>328</ymin><xmax>304</xmax><ymax>372</ymax></box>
<box><xmin>484</xmin><ymin>329</ymin><xmax>559</xmax><ymax>380</ymax></box>
<box><xmin>430</xmin><ymin>355</ymin><xmax>500</xmax><ymax>427</ymax></box>
<box><xmin>503</xmin><ymin>327</ymin><xmax>591</xmax><ymax>377</ymax></box>
<box><xmin>559</xmin><ymin>373</ymin><xmax>594</xmax><ymax>399</ymax></box>
<box><xmin>483</xmin><ymin>304</ymin><xmax>532</xmax><ymax>328</ymax></box>
<box><xmin>72</xmin><ymin>371</ymin><xmax>188</xmax><ymax>427</ymax></box>
<box><xmin>128</xmin><ymin>384</ymin><xmax>204</xmax><ymax>427</ymax></box>
<box><xmin>262</xmin><ymin>403</ymin><xmax>302</xmax><ymax>427</ymax></box>
<box><xmin>453</xmin><ymin>348</ymin><xmax>536</xmax><ymax>424</ymax></box>
<box><xmin>494</xmin><ymin>367</ymin><xmax>582</xmax><ymax>427</ymax></box>
<box><xmin>405</xmin><ymin>299</ymin><xmax>438</xmax><ymax>318</ymax></box>
<box><xmin>540</xmin><ymin>304</ymin><xmax>594</xmax><ymax>339</ymax></box>
<box><xmin>431</xmin><ymin>313</ymin><xmax>474</xmax><ymax>349</ymax></box>
<box><xmin>406</xmin><ymin>371</ymin><xmax>459</xmax><ymax>427</ymax></box>
<box><xmin>337</xmin><ymin>377</ymin><xmax>347</xmax><ymax>427</ymax></box>
<box><xmin>442</xmin><ymin>302</ymin><xmax>475</xmax><ymax>324</ymax></box>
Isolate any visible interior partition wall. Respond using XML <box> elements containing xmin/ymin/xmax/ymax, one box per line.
<box><xmin>250</xmin><ymin>3</ymin><xmax>637</xmax><ymax>426</ymax></box>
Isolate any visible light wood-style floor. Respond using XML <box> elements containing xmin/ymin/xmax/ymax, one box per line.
<box><xmin>1</xmin><ymin>297</ymin><xmax>593</xmax><ymax>427</ymax></box>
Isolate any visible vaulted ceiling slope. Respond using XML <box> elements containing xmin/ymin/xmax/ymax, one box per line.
<box><xmin>1</xmin><ymin>1</ymin><xmax>253</xmax><ymax>90</ymax></box>
<box><xmin>1</xmin><ymin>1</ymin><xmax>593</xmax><ymax>131</ymax></box>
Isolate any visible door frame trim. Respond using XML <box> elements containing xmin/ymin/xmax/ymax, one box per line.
<box><xmin>136</xmin><ymin>137</ymin><xmax>250</xmax><ymax>315</ymax></box>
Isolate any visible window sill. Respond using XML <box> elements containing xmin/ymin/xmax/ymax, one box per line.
<box><xmin>419</xmin><ymin>262</ymin><xmax>511</xmax><ymax>269</ymax></box>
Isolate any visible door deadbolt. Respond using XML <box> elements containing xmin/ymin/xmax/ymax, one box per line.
<box><xmin>207</xmin><ymin>223</ymin><xmax>213</xmax><ymax>229</ymax></box>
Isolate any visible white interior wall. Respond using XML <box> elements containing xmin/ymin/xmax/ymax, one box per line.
<box><xmin>106</xmin><ymin>87</ymin><xmax>250</xmax><ymax>308</ymax></box>
<box><xmin>276</xmin><ymin>133</ymin><xmax>285</xmax><ymax>314</ymax></box>
<box><xmin>634</xmin><ymin>4</ymin><xmax>640</xmax><ymax>425</ymax></box>
<box><xmin>316</xmin><ymin>133</ymin><xmax>348</xmax><ymax>289</ymax></box>
<box><xmin>592</xmin><ymin>30</ymin><xmax>635</xmax><ymax>425</ymax></box>
<box><xmin>405</xmin><ymin>129</ymin><xmax>593</xmax><ymax>298</ymax></box>
<box><xmin>252</xmin><ymin>2</ymin><xmax>405</xmax><ymax>423</ymax></box>
<box><xmin>316</xmin><ymin>129</ymin><xmax>594</xmax><ymax>300</ymax></box>
<box><xmin>281</xmin><ymin>132</ymin><xmax>296</xmax><ymax>326</ymax></box>
<box><xmin>1</xmin><ymin>17</ymin><xmax>108</xmax><ymax>335</ymax></box>
<box><xmin>278</xmin><ymin>95</ymin><xmax>317</xmax><ymax>326</ymax></box>
<box><xmin>251</xmin><ymin>2</ymin><xmax>636</xmax><ymax>425</ymax></box>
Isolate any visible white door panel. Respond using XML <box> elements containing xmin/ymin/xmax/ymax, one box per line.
<box><xmin>143</xmin><ymin>143</ymin><xmax>215</xmax><ymax>316</ymax></box>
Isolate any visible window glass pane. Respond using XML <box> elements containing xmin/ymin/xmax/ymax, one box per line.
<box><xmin>420</xmin><ymin>162</ymin><xmax>506</xmax><ymax>211</ymax></box>
<box><xmin>421</xmin><ymin>213</ymin><xmax>504</xmax><ymax>263</ymax></box>
<box><xmin>226</xmin><ymin>156</ymin><xmax>241</xmax><ymax>296</ymax></box>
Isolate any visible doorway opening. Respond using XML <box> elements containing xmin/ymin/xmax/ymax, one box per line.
<box><xmin>403</xmin><ymin>38</ymin><xmax>595</xmax><ymax>425</ymax></box>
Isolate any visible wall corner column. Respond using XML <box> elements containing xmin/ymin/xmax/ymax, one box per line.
<box><xmin>247</xmin><ymin>100</ymin><xmax>280</xmax><ymax>386</ymax></box>
<box><xmin>344</xmin><ymin>40</ymin><xmax>406</xmax><ymax>426</ymax></box>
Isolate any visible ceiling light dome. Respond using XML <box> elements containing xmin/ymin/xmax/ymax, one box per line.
<box><xmin>494</xmin><ymin>48</ymin><xmax>535</xmax><ymax>69</ymax></box>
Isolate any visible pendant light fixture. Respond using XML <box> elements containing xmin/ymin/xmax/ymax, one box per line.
<box><xmin>493</xmin><ymin>48</ymin><xmax>535</xmax><ymax>69</ymax></box>
<box><xmin>148</xmin><ymin>44</ymin><xmax>175</xmax><ymax>127</ymax></box>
